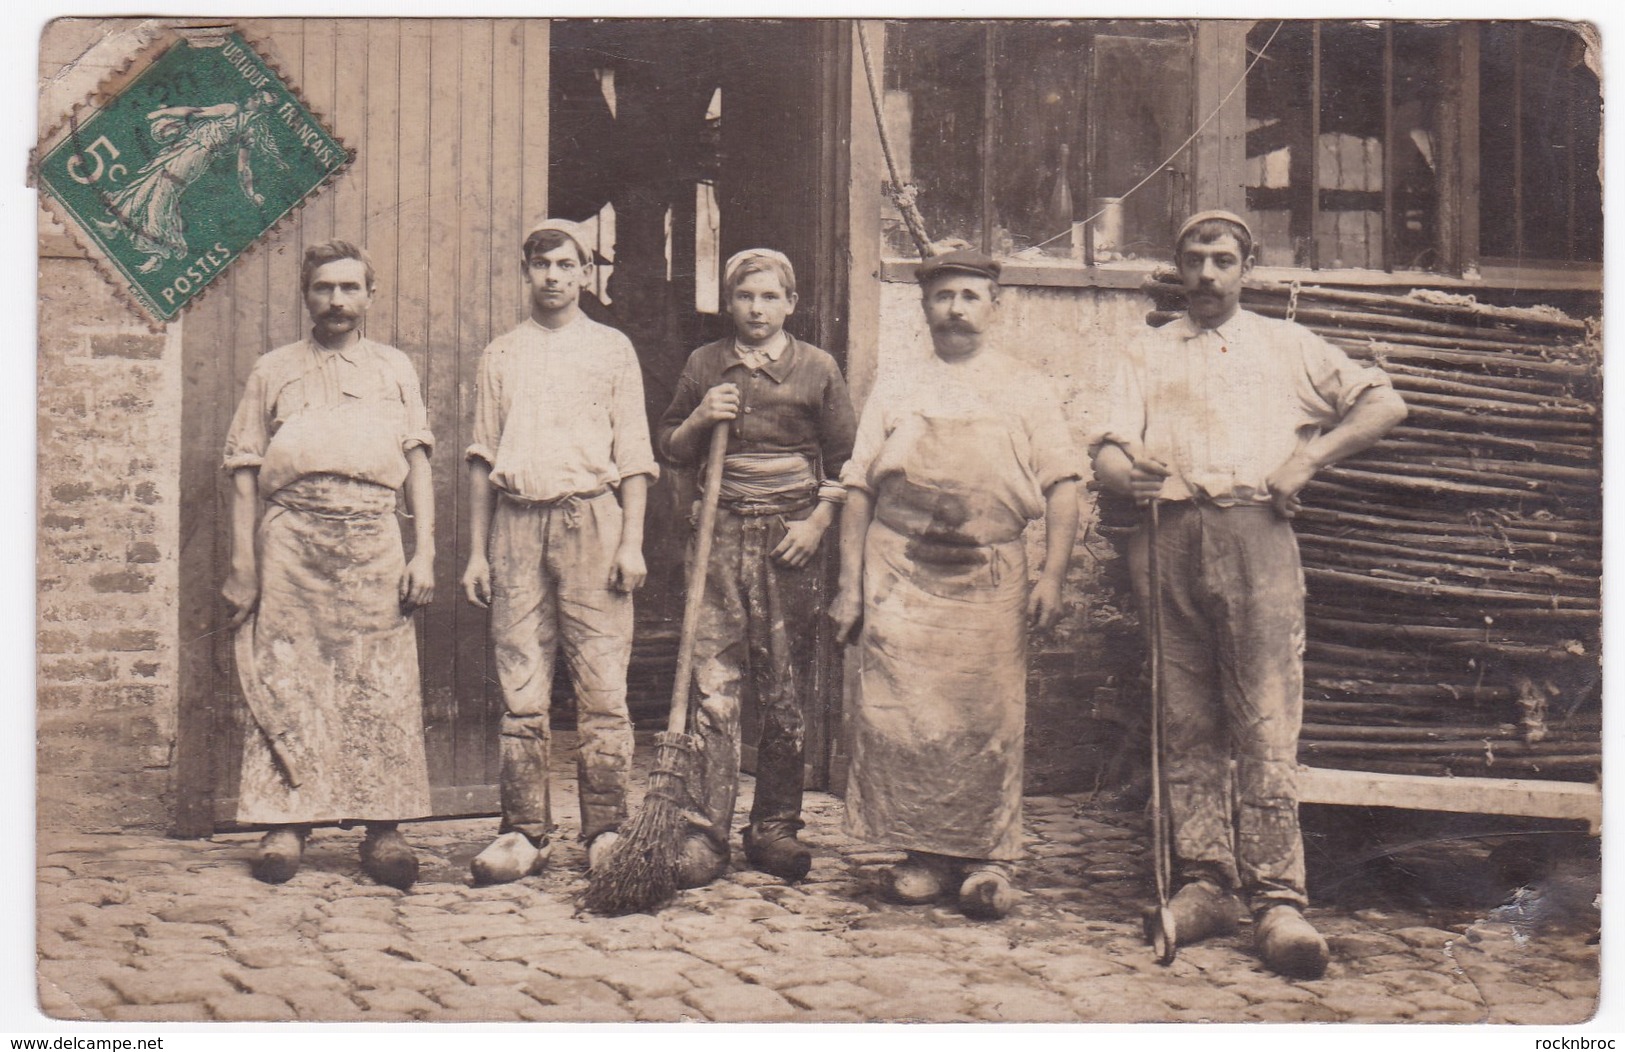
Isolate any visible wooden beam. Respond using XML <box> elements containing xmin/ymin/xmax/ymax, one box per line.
<box><xmin>846</xmin><ymin>22</ymin><xmax>887</xmax><ymax>410</ymax></box>
<box><xmin>1190</xmin><ymin>21</ymin><xmax>1250</xmax><ymax>217</ymax></box>
<box><xmin>1456</xmin><ymin>23</ymin><xmax>1481</xmax><ymax>276</ymax></box>
<box><xmin>1309</xmin><ymin>22</ymin><xmax>1321</xmax><ymax>270</ymax></box>
<box><xmin>1565</xmin><ymin>48</ymin><xmax>1578</xmax><ymax>259</ymax></box>
<box><xmin>980</xmin><ymin>24</ymin><xmax>997</xmax><ymax>254</ymax></box>
<box><xmin>1512</xmin><ymin>25</ymin><xmax>1524</xmax><ymax>260</ymax></box>
<box><xmin>1382</xmin><ymin>23</ymin><xmax>1395</xmax><ymax>272</ymax></box>
<box><xmin>1299</xmin><ymin>766</ymin><xmax>1600</xmax><ymax>833</ymax></box>
<box><xmin>1081</xmin><ymin>28</ymin><xmax>1094</xmax><ymax>267</ymax></box>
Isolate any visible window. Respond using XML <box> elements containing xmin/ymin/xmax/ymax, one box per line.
<box><xmin>1478</xmin><ymin>23</ymin><xmax>1602</xmax><ymax>264</ymax></box>
<box><xmin>881</xmin><ymin>21</ymin><xmax>1194</xmax><ymax>264</ymax></box>
<box><xmin>1246</xmin><ymin>21</ymin><xmax>1453</xmax><ymax>271</ymax></box>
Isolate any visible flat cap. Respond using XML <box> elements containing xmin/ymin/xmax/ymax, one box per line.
<box><xmin>916</xmin><ymin>247</ymin><xmax>1001</xmax><ymax>285</ymax></box>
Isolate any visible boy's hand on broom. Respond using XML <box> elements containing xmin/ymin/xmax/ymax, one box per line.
<box><xmin>692</xmin><ymin>383</ymin><xmax>741</xmax><ymax>425</ymax></box>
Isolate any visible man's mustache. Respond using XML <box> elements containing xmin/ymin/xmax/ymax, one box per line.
<box><xmin>931</xmin><ymin>319</ymin><xmax>978</xmax><ymax>332</ymax></box>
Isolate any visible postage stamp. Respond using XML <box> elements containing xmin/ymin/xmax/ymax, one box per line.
<box><xmin>35</xmin><ymin>28</ymin><xmax>348</xmax><ymax>322</ymax></box>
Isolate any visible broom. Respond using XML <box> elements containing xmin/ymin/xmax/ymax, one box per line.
<box><xmin>584</xmin><ymin>420</ymin><xmax>731</xmax><ymax>915</ymax></box>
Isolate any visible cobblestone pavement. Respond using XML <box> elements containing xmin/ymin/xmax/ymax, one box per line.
<box><xmin>36</xmin><ymin>738</ymin><xmax>1599</xmax><ymax>1024</ymax></box>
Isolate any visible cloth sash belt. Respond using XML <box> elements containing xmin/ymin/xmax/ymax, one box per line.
<box><xmin>498</xmin><ymin>485</ymin><xmax>612</xmax><ymax>530</ymax></box>
<box><xmin>704</xmin><ymin>452</ymin><xmax>816</xmax><ymax>516</ymax></box>
<box><xmin>268</xmin><ymin>474</ymin><xmax>397</xmax><ymax>518</ymax></box>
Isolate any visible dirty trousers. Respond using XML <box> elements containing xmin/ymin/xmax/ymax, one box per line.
<box><xmin>490</xmin><ymin>492</ymin><xmax>634</xmax><ymax>843</ymax></box>
<box><xmin>1138</xmin><ymin>502</ymin><xmax>1308</xmax><ymax>912</ymax></box>
<box><xmin>687</xmin><ymin>505</ymin><xmax>822</xmax><ymax>851</ymax></box>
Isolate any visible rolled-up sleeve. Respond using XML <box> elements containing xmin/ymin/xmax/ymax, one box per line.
<box><xmin>392</xmin><ymin>354</ymin><xmax>435</xmax><ymax>455</ymax></box>
<box><xmin>1085</xmin><ymin>350</ymin><xmax>1146</xmax><ymax>461</ymax></box>
<box><xmin>1298</xmin><ymin>329</ymin><xmax>1394</xmax><ymax>424</ymax></box>
<box><xmin>657</xmin><ymin>359</ymin><xmax>705</xmax><ymax>466</ymax></box>
<box><xmin>222</xmin><ymin>365</ymin><xmax>270</xmax><ymax>472</ymax></box>
<box><xmin>609</xmin><ymin>339</ymin><xmax>660</xmax><ymax>482</ymax></box>
<box><xmin>1026</xmin><ymin>388</ymin><xmax>1084</xmax><ymax>492</ymax></box>
<box><xmin>466</xmin><ymin>344</ymin><xmax>502</xmax><ymax>466</ymax></box>
<box><xmin>839</xmin><ymin>380</ymin><xmax>892</xmax><ymax>495</ymax></box>
<box><xmin>817</xmin><ymin>364</ymin><xmax>858</xmax><ymax>502</ymax></box>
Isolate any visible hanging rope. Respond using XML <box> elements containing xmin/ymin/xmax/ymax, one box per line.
<box><xmin>1032</xmin><ymin>20</ymin><xmax>1285</xmax><ymax>253</ymax></box>
<box><xmin>857</xmin><ymin>22</ymin><xmax>936</xmax><ymax>259</ymax></box>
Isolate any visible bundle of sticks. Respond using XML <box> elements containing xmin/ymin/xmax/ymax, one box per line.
<box><xmin>1143</xmin><ymin>272</ymin><xmax>1601</xmax><ymax>782</ymax></box>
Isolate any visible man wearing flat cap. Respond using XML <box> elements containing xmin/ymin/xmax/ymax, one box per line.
<box><xmin>461</xmin><ymin>218</ymin><xmax>657</xmax><ymax>884</ymax></box>
<box><xmin>1090</xmin><ymin>211</ymin><xmax>1407</xmax><ymax>976</ymax></box>
<box><xmin>657</xmin><ymin>248</ymin><xmax>857</xmax><ymax>887</ymax></box>
<box><xmin>830</xmin><ymin>248</ymin><xmax>1081</xmax><ymax>919</ymax></box>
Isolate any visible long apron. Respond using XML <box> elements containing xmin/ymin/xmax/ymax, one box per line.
<box><xmin>235</xmin><ymin>474</ymin><xmax>432</xmax><ymax>825</ymax></box>
<box><xmin>845</xmin><ymin>409</ymin><xmax>1034</xmax><ymax>860</ymax></box>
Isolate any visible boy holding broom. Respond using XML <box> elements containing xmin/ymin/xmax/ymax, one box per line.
<box><xmin>655</xmin><ymin>248</ymin><xmax>857</xmax><ymax>886</ymax></box>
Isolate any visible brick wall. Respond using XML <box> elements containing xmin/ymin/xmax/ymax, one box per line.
<box><xmin>873</xmin><ymin>281</ymin><xmax>1151</xmax><ymax>795</ymax></box>
<box><xmin>36</xmin><ymin>248</ymin><xmax>183</xmax><ymax>832</ymax></box>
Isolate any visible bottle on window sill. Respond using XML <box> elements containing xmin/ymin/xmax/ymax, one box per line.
<box><xmin>1044</xmin><ymin>142</ymin><xmax>1075</xmax><ymax>257</ymax></box>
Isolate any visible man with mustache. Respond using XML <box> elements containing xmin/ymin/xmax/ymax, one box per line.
<box><xmin>461</xmin><ymin>218</ymin><xmax>656</xmax><ymax>884</ymax></box>
<box><xmin>830</xmin><ymin>248</ymin><xmax>1081</xmax><ymax>919</ymax></box>
<box><xmin>222</xmin><ymin>240</ymin><xmax>435</xmax><ymax>889</ymax></box>
<box><xmin>1090</xmin><ymin>211</ymin><xmax>1407</xmax><ymax>977</ymax></box>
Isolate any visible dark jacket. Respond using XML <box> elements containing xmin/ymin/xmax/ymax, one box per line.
<box><xmin>657</xmin><ymin>335</ymin><xmax>857</xmax><ymax>483</ymax></box>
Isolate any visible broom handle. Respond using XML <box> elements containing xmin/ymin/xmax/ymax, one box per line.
<box><xmin>1146</xmin><ymin>499</ymin><xmax>1170</xmax><ymax>908</ymax></box>
<box><xmin>667</xmin><ymin>421</ymin><xmax>732</xmax><ymax>735</ymax></box>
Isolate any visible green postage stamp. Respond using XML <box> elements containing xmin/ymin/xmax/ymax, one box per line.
<box><xmin>36</xmin><ymin>29</ymin><xmax>348</xmax><ymax>322</ymax></box>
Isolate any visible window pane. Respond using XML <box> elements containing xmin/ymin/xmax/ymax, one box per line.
<box><xmin>1246</xmin><ymin>21</ymin><xmax>1315</xmax><ymax>266</ymax></box>
<box><xmin>882</xmin><ymin>20</ymin><xmax>1192</xmax><ymax>262</ymax></box>
<box><xmin>988</xmin><ymin>22</ymin><xmax>1087</xmax><ymax>257</ymax></box>
<box><xmin>989</xmin><ymin>21</ymin><xmax>1192</xmax><ymax>261</ymax></box>
<box><xmin>1318</xmin><ymin>24</ymin><xmax>1386</xmax><ymax>269</ymax></box>
<box><xmin>883</xmin><ymin>21</ymin><xmax>985</xmax><ymax>256</ymax></box>
<box><xmin>1480</xmin><ymin>23</ymin><xmax>1602</xmax><ymax>263</ymax></box>
<box><xmin>1388</xmin><ymin>27</ymin><xmax>1448</xmax><ymax>270</ymax></box>
<box><xmin>1247</xmin><ymin>22</ymin><xmax>1446</xmax><ymax>271</ymax></box>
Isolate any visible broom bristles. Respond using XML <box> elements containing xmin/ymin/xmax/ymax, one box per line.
<box><xmin>583</xmin><ymin>734</ymin><xmax>696</xmax><ymax>915</ymax></box>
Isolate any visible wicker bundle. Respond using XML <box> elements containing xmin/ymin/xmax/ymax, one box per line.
<box><xmin>1142</xmin><ymin>273</ymin><xmax>1601</xmax><ymax>782</ymax></box>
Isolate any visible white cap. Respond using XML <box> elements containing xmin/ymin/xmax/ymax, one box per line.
<box><xmin>1177</xmin><ymin>209</ymin><xmax>1253</xmax><ymax>247</ymax></box>
<box><xmin>723</xmin><ymin>248</ymin><xmax>795</xmax><ymax>289</ymax></box>
<box><xmin>525</xmin><ymin>217</ymin><xmax>591</xmax><ymax>257</ymax></box>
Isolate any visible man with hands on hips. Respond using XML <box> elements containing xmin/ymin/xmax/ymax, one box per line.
<box><xmin>1090</xmin><ymin>210</ymin><xmax>1406</xmax><ymax>977</ymax></box>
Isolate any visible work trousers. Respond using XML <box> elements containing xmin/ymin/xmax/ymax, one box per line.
<box><xmin>1134</xmin><ymin>502</ymin><xmax>1308</xmax><ymax>913</ymax></box>
<box><xmin>489</xmin><ymin>491</ymin><xmax>634</xmax><ymax>843</ymax></box>
<box><xmin>688</xmin><ymin>504</ymin><xmax>822</xmax><ymax>852</ymax></box>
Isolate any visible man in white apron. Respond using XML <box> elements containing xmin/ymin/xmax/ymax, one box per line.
<box><xmin>222</xmin><ymin>240</ymin><xmax>436</xmax><ymax>889</ymax></box>
<box><xmin>831</xmin><ymin>249</ymin><xmax>1081</xmax><ymax>919</ymax></box>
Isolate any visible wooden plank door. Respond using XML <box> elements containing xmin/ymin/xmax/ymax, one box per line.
<box><xmin>541</xmin><ymin>20</ymin><xmax>852</xmax><ymax>791</ymax></box>
<box><xmin>175</xmin><ymin>18</ymin><xmax>550</xmax><ymax>833</ymax></box>
<box><xmin>715</xmin><ymin>21</ymin><xmax>852</xmax><ymax>790</ymax></box>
